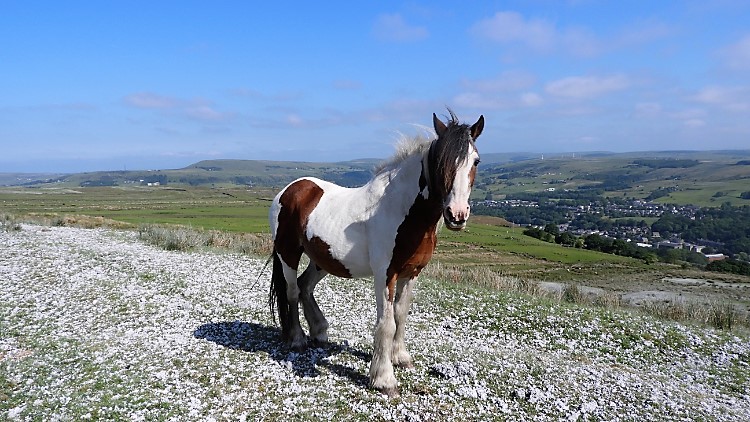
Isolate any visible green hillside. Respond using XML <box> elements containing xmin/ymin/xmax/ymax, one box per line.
<box><xmin>474</xmin><ymin>150</ymin><xmax>750</xmax><ymax>207</ymax></box>
<box><xmin>4</xmin><ymin>150</ymin><xmax>750</xmax><ymax>208</ymax></box>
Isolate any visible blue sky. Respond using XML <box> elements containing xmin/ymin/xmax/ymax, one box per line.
<box><xmin>2</xmin><ymin>1</ymin><xmax>750</xmax><ymax>173</ymax></box>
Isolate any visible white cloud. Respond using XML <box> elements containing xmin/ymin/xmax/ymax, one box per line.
<box><xmin>683</xmin><ymin>119</ymin><xmax>706</xmax><ymax>128</ymax></box>
<box><xmin>184</xmin><ymin>106</ymin><xmax>229</xmax><ymax>122</ymax></box>
<box><xmin>720</xmin><ymin>34</ymin><xmax>750</xmax><ymax>70</ymax></box>
<box><xmin>124</xmin><ymin>92</ymin><xmax>232</xmax><ymax>122</ymax></box>
<box><xmin>545</xmin><ymin>75</ymin><xmax>630</xmax><ymax>99</ymax></box>
<box><xmin>561</xmin><ymin>27</ymin><xmax>603</xmax><ymax>57</ymax></box>
<box><xmin>333</xmin><ymin>79</ymin><xmax>362</xmax><ymax>90</ymax></box>
<box><xmin>520</xmin><ymin>92</ymin><xmax>543</xmax><ymax>107</ymax></box>
<box><xmin>372</xmin><ymin>14</ymin><xmax>428</xmax><ymax>42</ymax></box>
<box><xmin>633</xmin><ymin>102</ymin><xmax>663</xmax><ymax>118</ymax></box>
<box><xmin>471</xmin><ymin>12</ymin><xmax>673</xmax><ymax>58</ymax></box>
<box><xmin>453</xmin><ymin>92</ymin><xmax>507</xmax><ymax>110</ymax></box>
<box><xmin>470</xmin><ymin>11</ymin><xmax>555</xmax><ymax>51</ymax></box>
<box><xmin>286</xmin><ymin>114</ymin><xmax>304</xmax><ymax>127</ymax></box>
<box><xmin>124</xmin><ymin>92</ymin><xmax>178</xmax><ymax>109</ymax></box>
<box><xmin>616</xmin><ymin>21</ymin><xmax>674</xmax><ymax>47</ymax></box>
<box><xmin>693</xmin><ymin>86</ymin><xmax>750</xmax><ymax>112</ymax></box>
<box><xmin>461</xmin><ymin>71</ymin><xmax>536</xmax><ymax>92</ymax></box>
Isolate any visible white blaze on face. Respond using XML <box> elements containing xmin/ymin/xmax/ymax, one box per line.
<box><xmin>444</xmin><ymin>143</ymin><xmax>479</xmax><ymax>231</ymax></box>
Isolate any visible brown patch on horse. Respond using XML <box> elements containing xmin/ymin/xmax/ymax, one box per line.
<box><xmin>385</xmin><ymin>189</ymin><xmax>442</xmax><ymax>301</ymax></box>
<box><xmin>275</xmin><ymin>179</ymin><xmax>352</xmax><ymax>277</ymax></box>
<box><xmin>469</xmin><ymin>163</ymin><xmax>478</xmax><ymax>187</ymax></box>
<box><xmin>304</xmin><ymin>236</ymin><xmax>352</xmax><ymax>278</ymax></box>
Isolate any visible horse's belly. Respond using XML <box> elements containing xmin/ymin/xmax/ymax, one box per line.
<box><xmin>302</xmin><ymin>234</ymin><xmax>371</xmax><ymax>278</ymax></box>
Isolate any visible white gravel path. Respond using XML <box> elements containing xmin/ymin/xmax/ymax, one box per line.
<box><xmin>1</xmin><ymin>225</ymin><xmax>749</xmax><ymax>420</ymax></box>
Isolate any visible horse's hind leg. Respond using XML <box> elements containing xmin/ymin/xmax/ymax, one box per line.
<box><xmin>391</xmin><ymin>277</ymin><xmax>415</xmax><ymax>369</ymax></box>
<box><xmin>280</xmin><ymin>258</ymin><xmax>308</xmax><ymax>350</ymax></box>
<box><xmin>298</xmin><ymin>262</ymin><xmax>329</xmax><ymax>343</ymax></box>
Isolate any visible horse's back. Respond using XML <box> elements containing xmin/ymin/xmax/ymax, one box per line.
<box><xmin>270</xmin><ymin>177</ymin><xmax>373</xmax><ymax>277</ymax></box>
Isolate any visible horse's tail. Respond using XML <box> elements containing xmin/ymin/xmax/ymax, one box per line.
<box><xmin>268</xmin><ymin>250</ymin><xmax>290</xmax><ymax>341</ymax></box>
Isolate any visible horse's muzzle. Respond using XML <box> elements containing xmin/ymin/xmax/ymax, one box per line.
<box><xmin>444</xmin><ymin>207</ymin><xmax>468</xmax><ymax>231</ymax></box>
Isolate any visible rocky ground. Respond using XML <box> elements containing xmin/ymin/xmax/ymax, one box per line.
<box><xmin>2</xmin><ymin>225</ymin><xmax>749</xmax><ymax>420</ymax></box>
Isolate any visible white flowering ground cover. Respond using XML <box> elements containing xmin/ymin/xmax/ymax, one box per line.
<box><xmin>2</xmin><ymin>225</ymin><xmax>749</xmax><ymax>421</ymax></box>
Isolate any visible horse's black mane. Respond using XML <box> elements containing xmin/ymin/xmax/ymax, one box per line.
<box><xmin>427</xmin><ymin>109</ymin><xmax>474</xmax><ymax>199</ymax></box>
<box><xmin>372</xmin><ymin>110</ymin><xmax>475</xmax><ymax>200</ymax></box>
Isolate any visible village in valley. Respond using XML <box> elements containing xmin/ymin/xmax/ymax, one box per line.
<box><xmin>474</xmin><ymin>196</ymin><xmax>731</xmax><ymax>262</ymax></box>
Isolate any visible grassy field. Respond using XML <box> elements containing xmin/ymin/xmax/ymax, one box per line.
<box><xmin>3</xmin><ymin>184</ymin><xmax>749</xmax><ymax>303</ymax></box>
<box><xmin>0</xmin><ymin>186</ymin><xmax>276</xmax><ymax>233</ymax></box>
<box><xmin>0</xmin><ymin>185</ymin><xmax>639</xmax><ymax>274</ymax></box>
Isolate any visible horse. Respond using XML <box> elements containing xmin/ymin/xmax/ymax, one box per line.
<box><xmin>268</xmin><ymin>110</ymin><xmax>484</xmax><ymax>397</ymax></box>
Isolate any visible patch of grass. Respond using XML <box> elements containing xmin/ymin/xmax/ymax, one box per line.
<box><xmin>1</xmin><ymin>213</ymin><xmax>22</xmax><ymax>232</ymax></box>
<box><xmin>137</xmin><ymin>224</ymin><xmax>272</xmax><ymax>256</ymax></box>
<box><xmin>643</xmin><ymin>299</ymin><xmax>742</xmax><ymax>330</ymax></box>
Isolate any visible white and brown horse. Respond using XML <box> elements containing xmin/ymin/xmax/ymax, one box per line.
<box><xmin>268</xmin><ymin>110</ymin><xmax>484</xmax><ymax>397</ymax></box>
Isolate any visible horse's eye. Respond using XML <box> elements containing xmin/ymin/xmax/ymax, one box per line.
<box><xmin>473</xmin><ymin>159</ymin><xmax>480</xmax><ymax>167</ymax></box>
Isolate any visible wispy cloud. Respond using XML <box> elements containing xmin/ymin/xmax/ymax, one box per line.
<box><xmin>123</xmin><ymin>92</ymin><xmax>232</xmax><ymax>122</ymax></box>
<box><xmin>229</xmin><ymin>88</ymin><xmax>303</xmax><ymax>102</ymax></box>
<box><xmin>184</xmin><ymin>106</ymin><xmax>230</xmax><ymax>122</ymax></box>
<box><xmin>460</xmin><ymin>71</ymin><xmax>536</xmax><ymax>92</ymax></box>
<box><xmin>720</xmin><ymin>34</ymin><xmax>750</xmax><ymax>70</ymax></box>
<box><xmin>455</xmin><ymin>71</ymin><xmax>542</xmax><ymax>110</ymax></box>
<box><xmin>545</xmin><ymin>75</ymin><xmax>630</xmax><ymax>99</ymax></box>
<box><xmin>692</xmin><ymin>86</ymin><xmax>750</xmax><ymax>112</ymax></box>
<box><xmin>470</xmin><ymin>11</ymin><xmax>556</xmax><ymax>51</ymax></box>
<box><xmin>333</xmin><ymin>79</ymin><xmax>362</xmax><ymax>90</ymax></box>
<box><xmin>470</xmin><ymin>12</ymin><xmax>673</xmax><ymax>58</ymax></box>
<box><xmin>616</xmin><ymin>20</ymin><xmax>675</xmax><ymax>46</ymax></box>
<box><xmin>372</xmin><ymin>13</ymin><xmax>428</xmax><ymax>42</ymax></box>
<box><xmin>124</xmin><ymin>92</ymin><xmax>179</xmax><ymax>109</ymax></box>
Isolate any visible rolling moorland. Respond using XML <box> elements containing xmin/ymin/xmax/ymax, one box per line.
<box><xmin>0</xmin><ymin>151</ymin><xmax>750</xmax><ymax>292</ymax></box>
<box><xmin>2</xmin><ymin>150</ymin><xmax>750</xmax><ymax>419</ymax></box>
<box><xmin>2</xmin><ymin>149</ymin><xmax>750</xmax><ymax>317</ymax></box>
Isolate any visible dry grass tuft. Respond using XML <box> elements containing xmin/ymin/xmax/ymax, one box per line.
<box><xmin>21</xmin><ymin>213</ymin><xmax>135</xmax><ymax>230</ymax></box>
<box><xmin>643</xmin><ymin>300</ymin><xmax>742</xmax><ymax>330</ymax></box>
<box><xmin>136</xmin><ymin>224</ymin><xmax>273</xmax><ymax>256</ymax></box>
<box><xmin>425</xmin><ymin>260</ymin><xmax>746</xmax><ymax>331</ymax></box>
<box><xmin>1</xmin><ymin>213</ymin><xmax>22</xmax><ymax>232</ymax></box>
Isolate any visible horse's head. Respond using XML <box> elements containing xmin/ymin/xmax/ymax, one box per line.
<box><xmin>429</xmin><ymin>111</ymin><xmax>484</xmax><ymax>231</ymax></box>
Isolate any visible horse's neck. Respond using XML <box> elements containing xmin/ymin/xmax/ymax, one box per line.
<box><xmin>367</xmin><ymin>151</ymin><xmax>442</xmax><ymax>221</ymax></box>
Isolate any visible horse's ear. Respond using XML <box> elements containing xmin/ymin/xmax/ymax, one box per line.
<box><xmin>433</xmin><ymin>113</ymin><xmax>447</xmax><ymax>137</ymax></box>
<box><xmin>471</xmin><ymin>115</ymin><xmax>484</xmax><ymax>140</ymax></box>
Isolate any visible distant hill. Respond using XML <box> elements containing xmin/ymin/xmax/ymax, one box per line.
<box><xmin>474</xmin><ymin>150</ymin><xmax>750</xmax><ymax>207</ymax></box>
<box><xmin>2</xmin><ymin>158</ymin><xmax>381</xmax><ymax>189</ymax></box>
<box><xmin>4</xmin><ymin>150</ymin><xmax>750</xmax><ymax>208</ymax></box>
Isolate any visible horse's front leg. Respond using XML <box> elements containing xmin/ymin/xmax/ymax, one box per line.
<box><xmin>369</xmin><ymin>273</ymin><xmax>399</xmax><ymax>398</ymax></box>
<box><xmin>391</xmin><ymin>277</ymin><xmax>416</xmax><ymax>369</ymax></box>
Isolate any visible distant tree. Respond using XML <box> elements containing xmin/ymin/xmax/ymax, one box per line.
<box><xmin>523</xmin><ymin>227</ymin><xmax>555</xmax><ymax>243</ymax></box>
<box><xmin>706</xmin><ymin>259</ymin><xmax>750</xmax><ymax>276</ymax></box>
<box><xmin>555</xmin><ymin>232</ymin><xmax>577</xmax><ymax>247</ymax></box>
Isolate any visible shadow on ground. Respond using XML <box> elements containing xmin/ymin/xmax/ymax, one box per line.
<box><xmin>193</xmin><ymin>320</ymin><xmax>371</xmax><ymax>388</ymax></box>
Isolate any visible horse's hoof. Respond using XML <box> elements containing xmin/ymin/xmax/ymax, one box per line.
<box><xmin>287</xmin><ymin>338</ymin><xmax>308</xmax><ymax>352</ymax></box>
<box><xmin>377</xmin><ymin>386</ymin><xmax>400</xmax><ymax>398</ymax></box>
<box><xmin>311</xmin><ymin>338</ymin><xmax>329</xmax><ymax>348</ymax></box>
<box><xmin>395</xmin><ymin>361</ymin><xmax>415</xmax><ymax>370</ymax></box>
<box><xmin>311</xmin><ymin>333</ymin><xmax>329</xmax><ymax>344</ymax></box>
